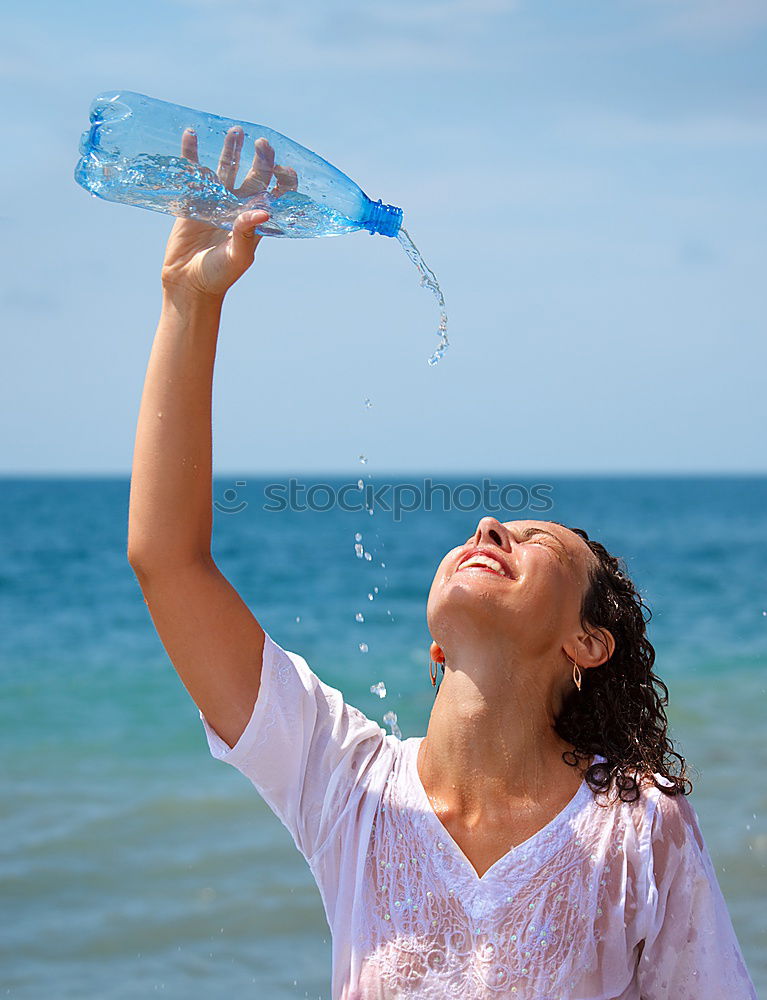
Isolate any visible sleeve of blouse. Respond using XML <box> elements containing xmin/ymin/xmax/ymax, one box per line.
<box><xmin>637</xmin><ymin>789</ymin><xmax>757</xmax><ymax>999</ymax></box>
<box><xmin>197</xmin><ymin>632</ymin><xmax>386</xmax><ymax>864</ymax></box>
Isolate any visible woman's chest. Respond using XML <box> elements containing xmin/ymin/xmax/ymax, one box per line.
<box><xmin>351</xmin><ymin>774</ymin><xmax>638</xmax><ymax>999</ymax></box>
<box><xmin>435</xmin><ymin>788</ymin><xmax>587</xmax><ymax>880</ymax></box>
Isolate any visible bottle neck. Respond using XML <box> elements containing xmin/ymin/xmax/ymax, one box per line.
<box><xmin>362</xmin><ymin>198</ymin><xmax>403</xmax><ymax>238</ymax></box>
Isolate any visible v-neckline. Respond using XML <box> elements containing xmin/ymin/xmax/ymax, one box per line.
<box><xmin>406</xmin><ymin>736</ymin><xmax>597</xmax><ymax>884</ymax></box>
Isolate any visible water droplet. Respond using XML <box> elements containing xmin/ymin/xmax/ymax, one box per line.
<box><xmin>157</xmin><ymin>411</ymin><xmax>163</xmax><ymax>418</ymax></box>
<box><xmin>355</xmin><ymin>612</ymin><xmax>365</xmax><ymax>623</ymax></box>
<box><xmin>357</xmin><ymin>479</ymin><xmax>364</xmax><ymax>489</ymax></box>
<box><xmin>295</xmin><ymin>615</ymin><xmax>301</xmax><ymax>623</ymax></box>
<box><xmin>355</xmin><ymin>543</ymin><xmax>364</xmax><ymax>558</ymax></box>
<box><xmin>359</xmin><ymin>642</ymin><xmax>369</xmax><ymax>653</ymax></box>
<box><xmin>355</xmin><ymin>532</ymin><xmax>363</xmax><ymax>542</ymax></box>
<box><xmin>374</xmin><ymin>586</ymin><xmax>379</xmax><ymax>593</ymax></box>
<box><xmin>383</xmin><ymin>710</ymin><xmax>402</xmax><ymax>739</ymax></box>
<box><xmin>359</xmin><ymin>455</ymin><xmax>368</xmax><ymax>465</ymax></box>
<box><xmin>370</xmin><ymin>681</ymin><xmax>387</xmax><ymax>699</ymax></box>
<box><xmin>363</xmin><ymin>397</ymin><xmax>372</xmax><ymax>408</ymax></box>
<box><xmin>368</xmin><ymin>508</ymin><xmax>375</xmax><ymax>516</ymax></box>
<box><xmin>364</xmin><ymin>551</ymin><xmax>373</xmax><ymax>561</ymax></box>
<box><xmin>368</xmin><ymin>592</ymin><xmax>374</xmax><ymax>601</ymax></box>
<box><xmin>381</xmin><ymin>562</ymin><xmax>386</xmax><ymax>568</ymax></box>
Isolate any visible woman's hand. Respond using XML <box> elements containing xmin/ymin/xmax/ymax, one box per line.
<box><xmin>160</xmin><ymin>126</ymin><xmax>298</xmax><ymax>300</ymax></box>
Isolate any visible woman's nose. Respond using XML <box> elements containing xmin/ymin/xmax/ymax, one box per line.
<box><xmin>474</xmin><ymin>516</ymin><xmax>510</xmax><ymax>550</ymax></box>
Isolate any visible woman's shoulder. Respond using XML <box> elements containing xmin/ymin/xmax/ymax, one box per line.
<box><xmin>584</xmin><ymin>757</ymin><xmax>695</xmax><ymax>845</ymax></box>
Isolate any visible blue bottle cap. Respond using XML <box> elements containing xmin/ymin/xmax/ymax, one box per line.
<box><xmin>362</xmin><ymin>199</ymin><xmax>403</xmax><ymax>238</ymax></box>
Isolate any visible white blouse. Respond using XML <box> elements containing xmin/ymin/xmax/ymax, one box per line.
<box><xmin>199</xmin><ymin>633</ymin><xmax>757</xmax><ymax>1000</ymax></box>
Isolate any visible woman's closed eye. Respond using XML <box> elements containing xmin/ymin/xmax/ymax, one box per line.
<box><xmin>513</xmin><ymin>529</ymin><xmax>568</xmax><ymax>562</ymax></box>
<box><xmin>512</xmin><ymin>530</ymin><xmax>544</xmax><ymax>545</ymax></box>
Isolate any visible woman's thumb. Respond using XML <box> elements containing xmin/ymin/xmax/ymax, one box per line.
<box><xmin>232</xmin><ymin>210</ymin><xmax>270</xmax><ymax>248</ymax></box>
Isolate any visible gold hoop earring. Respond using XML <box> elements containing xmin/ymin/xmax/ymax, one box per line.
<box><xmin>429</xmin><ymin>659</ymin><xmax>438</xmax><ymax>687</ymax></box>
<box><xmin>569</xmin><ymin>655</ymin><xmax>582</xmax><ymax>692</ymax></box>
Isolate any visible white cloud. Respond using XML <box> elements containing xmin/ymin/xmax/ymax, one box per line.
<box><xmin>372</xmin><ymin>0</ymin><xmax>520</xmax><ymax>25</ymax></box>
<box><xmin>165</xmin><ymin>0</ymin><xmax>521</xmax><ymax>68</ymax></box>
<box><xmin>644</xmin><ymin>0</ymin><xmax>767</xmax><ymax>40</ymax></box>
<box><xmin>560</xmin><ymin>110</ymin><xmax>767</xmax><ymax>146</ymax></box>
<box><xmin>169</xmin><ymin>0</ymin><xmax>519</xmax><ymax>14</ymax></box>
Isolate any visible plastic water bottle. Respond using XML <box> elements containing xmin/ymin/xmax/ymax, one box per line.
<box><xmin>75</xmin><ymin>90</ymin><xmax>448</xmax><ymax>364</ymax></box>
<box><xmin>75</xmin><ymin>90</ymin><xmax>403</xmax><ymax>239</ymax></box>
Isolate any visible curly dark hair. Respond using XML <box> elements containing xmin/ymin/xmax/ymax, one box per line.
<box><xmin>553</xmin><ymin>524</ymin><xmax>691</xmax><ymax>803</ymax></box>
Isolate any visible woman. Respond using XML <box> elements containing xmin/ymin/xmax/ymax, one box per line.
<box><xmin>127</xmin><ymin>129</ymin><xmax>757</xmax><ymax>999</ymax></box>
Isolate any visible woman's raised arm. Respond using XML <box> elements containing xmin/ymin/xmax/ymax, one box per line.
<box><xmin>127</xmin><ymin>128</ymin><xmax>296</xmax><ymax>749</ymax></box>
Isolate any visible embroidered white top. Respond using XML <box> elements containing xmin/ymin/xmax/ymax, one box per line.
<box><xmin>199</xmin><ymin>633</ymin><xmax>757</xmax><ymax>1000</ymax></box>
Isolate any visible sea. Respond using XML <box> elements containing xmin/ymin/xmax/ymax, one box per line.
<box><xmin>1</xmin><ymin>475</ymin><xmax>765</xmax><ymax>998</ymax></box>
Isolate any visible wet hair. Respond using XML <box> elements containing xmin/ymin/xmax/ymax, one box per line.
<box><xmin>437</xmin><ymin>524</ymin><xmax>692</xmax><ymax>803</ymax></box>
<box><xmin>552</xmin><ymin>524</ymin><xmax>691</xmax><ymax>802</ymax></box>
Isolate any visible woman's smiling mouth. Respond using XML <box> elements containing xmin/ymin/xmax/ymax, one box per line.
<box><xmin>456</xmin><ymin>549</ymin><xmax>514</xmax><ymax>579</ymax></box>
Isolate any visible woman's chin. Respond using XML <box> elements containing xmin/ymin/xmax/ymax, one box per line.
<box><xmin>429</xmin><ymin>573</ymin><xmax>515</xmax><ymax>625</ymax></box>
<box><xmin>448</xmin><ymin>568</ymin><xmax>516</xmax><ymax>598</ymax></box>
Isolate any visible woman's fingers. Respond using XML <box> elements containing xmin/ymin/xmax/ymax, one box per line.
<box><xmin>181</xmin><ymin>128</ymin><xmax>199</xmax><ymax>163</ymax></box>
<box><xmin>237</xmin><ymin>138</ymin><xmax>275</xmax><ymax>197</ymax></box>
<box><xmin>217</xmin><ymin>126</ymin><xmax>244</xmax><ymax>189</ymax></box>
<box><xmin>271</xmin><ymin>164</ymin><xmax>298</xmax><ymax>200</ymax></box>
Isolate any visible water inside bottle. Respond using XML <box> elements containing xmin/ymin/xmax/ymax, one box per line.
<box><xmin>396</xmin><ymin>229</ymin><xmax>449</xmax><ymax>366</ymax></box>
<box><xmin>76</xmin><ymin>151</ymin><xmax>362</xmax><ymax>237</ymax></box>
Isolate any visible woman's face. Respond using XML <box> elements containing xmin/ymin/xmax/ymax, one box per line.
<box><xmin>427</xmin><ymin>516</ymin><xmax>597</xmax><ymax>660</ymax></box>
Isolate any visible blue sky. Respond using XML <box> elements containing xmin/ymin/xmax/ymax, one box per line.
<box><xmin>1</xmin><ymin>0</ymin><xmax>765</xmax><ymax>474</ymax></box>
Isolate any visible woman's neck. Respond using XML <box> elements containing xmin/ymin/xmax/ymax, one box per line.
<box><xmin>418</xmin><ymin>647</ymin><xmax>578</xmax><ymax>820</ymax></box>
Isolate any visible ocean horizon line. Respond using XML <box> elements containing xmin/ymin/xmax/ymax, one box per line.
<box><xmin>2</xmin><ymin>470</ymin><xmax>767</xmax><ymax>481</ymax></box>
